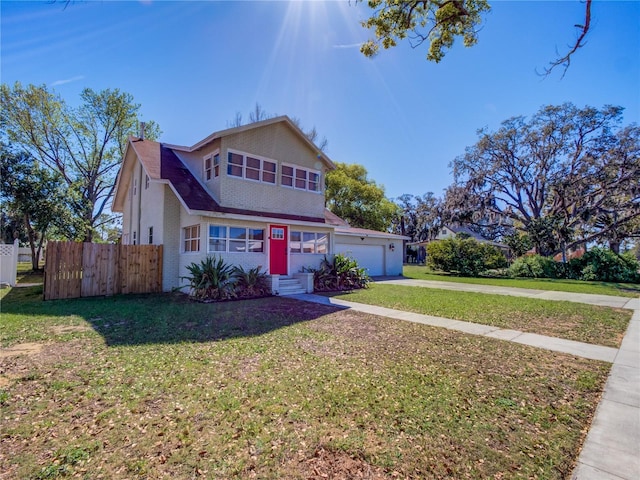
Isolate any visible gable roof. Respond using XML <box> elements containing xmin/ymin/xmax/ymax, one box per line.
<box><xmin>167</xmin><ymin>116</ymin><xmax>335</xmax><ymax>170</ymax></box>
<box><xmin>113</xmin><ymin>137</ymin><xmax>326</xmax><ymax>223</ymax></box>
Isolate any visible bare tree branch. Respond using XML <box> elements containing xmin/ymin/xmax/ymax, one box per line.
<box><xmin>540</xmin><ymin>0</ymin><xmax>592</xmax><ymax>78</ymax></box>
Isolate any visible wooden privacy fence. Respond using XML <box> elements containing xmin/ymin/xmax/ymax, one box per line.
<box><xmin>44</xmin><ymin>241</ymin><xmax>163</xmax><ymax>300</ymax></box>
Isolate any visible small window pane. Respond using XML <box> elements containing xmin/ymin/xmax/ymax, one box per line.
<box><xmin>302</xmin><ymin>232</ymin><xmax>315</xmax><ymax>253</ymax></box>
<box><xmin>229</xmin><ymin>240</ymin><xmax>246</xmax><ymax>252</ymax></box>
<box><xmin>248</xmin><ymin>241</ymin><xmax>264</xmax><ymax>253</ymax></box>
<box><xmin>228</xmin><ymin>164</ymin><xmax>242</xmax><ymax>177</ymax></box>
<box><xmin>246</xmin><ymin>168</ymin><xmax>260</xmax><ymax>180</ymax></box>
<box><xmin>264</xmin><ymin>161</ymin><xmax>276</xmax><ymax>173</ymax></box>
<box><xmin>248</xmin><ymin>229</ymin><xmax>264</xmax><ymax>241</ymax></box>
<box><xmin>229</xmin><ymin>227</ymin><xmax>246</xmax><ymax>240</ymax></box>
<box><xmin>229</xmin><ymin>152</ymin><xmax>243</xmax><ymax>165</ymax></box>
<box><xmin>317</xmin><ymin>233</ymin><xmax>328</xmax><ymax>254</ymax></box>
<box><xmin>209</xmin><ymin>239</ymin><xmax>226</xmax><ymax>252</ymax></box>
<box><xmin>247</xmin><ymin>157</ymin><xmax>260</xmax><ymax>169</ymax></box>
<box><xmin>209</xmin><ymin>225</ymin><xmax>226</xmax><ymax>238</ymax></box>
<box><xmin>290</xmin><ymin>231</ymin><xmax>301</xmax><ymax>254</ymax></box>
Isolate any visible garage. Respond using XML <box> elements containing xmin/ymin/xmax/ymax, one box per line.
<box><xmin>335</xmin><ymin>244</ymin><xmax>385</xmax><ymax>276</ymax></box>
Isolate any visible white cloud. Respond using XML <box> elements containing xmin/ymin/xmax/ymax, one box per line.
<box><xmin>332</xmin><ymin>42</ymin><xmax>362</xmax><ymax>49</ymax></box>
<box><xmin>50</xmin><ymin>75</ymin><xmax>85</xmax><ymax>87</ymax></box>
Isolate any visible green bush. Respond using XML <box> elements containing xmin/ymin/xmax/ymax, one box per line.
<box><xmin>427</xmin><ymin>237</ymin><xmax>507</xmax><ymax>277</ymax></box>
<box><xmin>507</xmin><ymin>254</ymin><xmax>559</xmax><ymax>278</ymax></box>
<box><xmin>305</xmin><ymin>254</ymin><xmax>370</xmax><ymax>291</ymax></box>
<box><xmin>570</xmin><ymin>247</ymin><xmax>640</xmax><ymax>283</ymax></box>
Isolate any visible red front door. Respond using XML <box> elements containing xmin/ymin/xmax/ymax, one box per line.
<box><xmin>269</xmin><ymin>225</ymin><xmax>288</xmax><ymax>275</ymax></box>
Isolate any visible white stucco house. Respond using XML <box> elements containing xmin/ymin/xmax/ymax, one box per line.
<box><xmin>112</xmin><ymin>116</ymin><xmax>407</xmax><ymax>293</ymax></box>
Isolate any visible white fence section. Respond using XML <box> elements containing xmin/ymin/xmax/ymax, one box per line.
<box><xmin>18</xmin><ymin>247</ymin><xmax>34</xmax><ymax>263</ymax></box>
<box><xmin>0</xmin><ymin>239</ymin><xmax>19</xmax><ymax>287</ymax></box>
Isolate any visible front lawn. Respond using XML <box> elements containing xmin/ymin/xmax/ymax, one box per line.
<box><xmin>403</xmin><ymin>265</ymin><xmax>640</xmax><ymax>297</ymax></box>
<box><xmin>328</xmin><ymin>284</ymin><xmax>631</xmax><ymax>348</ymax></box>
<box><xmin>0</xmin><ymin>286</ymin><xmax>610</xmax><ymax>479</ymax></box>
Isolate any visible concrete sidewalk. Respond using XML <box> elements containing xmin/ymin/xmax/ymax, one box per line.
<box><xmin>291</xmin><ymin>282</ymin><xmax>639</xmax><ymax>480</ymax></box>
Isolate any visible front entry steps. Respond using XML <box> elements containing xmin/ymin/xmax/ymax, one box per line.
<box><xmin>269</xmin><ymin>273</ymin><xmax>314</xmax><ymax>296</ymax></box>
<box><xmin>278</xmin><ymin>277</ymin><xmax>306</xmax><ymax>296</ymax></box>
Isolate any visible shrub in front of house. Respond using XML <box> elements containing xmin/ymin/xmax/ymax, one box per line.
<box><xmin>232</xmin><ymin>265</ymin><xmax>271</xmax><ymax>298</ymax></box>
<box><xmin>427</xmin><ymin>237</ymin><xmax>507</xmax><ymax>277</ymax></box>
<box><xmin>183</xmin><ymin>256</ymin><xmax>271</xmax><ymax>301</ymax></box>
<box><xmin>507</xmin><ymin>254</ymin><xmax>560</xmax><ymax>279</ymax></box>
<box><xmin>305</xmin><ymin>254</ymin><xmax>370</xmax><ymax>291</ymax></box>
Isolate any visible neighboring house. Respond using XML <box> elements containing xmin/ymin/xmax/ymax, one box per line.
<box><xmin>436</xmin><ymin>225</ymin><xmax>509</xmax><ymax>253</ymax></box>
<box><xmin>112</xmin><ymin>116</ymin><xmax>406</xmax><ymax>292</ymax></box>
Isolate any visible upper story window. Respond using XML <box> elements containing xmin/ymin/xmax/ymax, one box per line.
<box><xmin>204</xmin><ymin>155</ymin><xmax>212</xmax><ymax>180</ymax></box>
<box><xmin>282</xmin><ymin>164</ymin><xmax>321</xmax><ymax>193</ymax></box>
<box><xmin>213</xmin><ymin>153</ymin><xmax>220</xmax><ymax>177</ymax></box>
<box><xmin>145</xmin><ymin>175</ymin><xmax>150</xmax><ymax>189</ymax></box>
<box><xmin>227</xmin><ymin>150</ymin><xmax>276</xmax><ymax>185</ymax></box>
<box><xmin>183</xmin><ymin>225</ymin><xmax>200</xmax><ymax>253</ymax></box>
<box><xmin>204</xmin><ymin>151</ymin><xmax>220</xmax><ymax>181</ymax></box>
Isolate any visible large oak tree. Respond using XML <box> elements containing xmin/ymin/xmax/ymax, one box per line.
<box><xmin>448</xmin><ymin>103</ymin><xmax>639</xmax><ymax>256</ymax></box>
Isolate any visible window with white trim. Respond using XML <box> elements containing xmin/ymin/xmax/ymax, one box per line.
<box><xmin>204</xmin><ymin>152</ymin><xmax>220</xmax><ymax>181</ymax></box>
<box><xmin>183</xmin><ymin>225</ymin><xmax>200</xmax><ymax>252</ymax></box>
<box><xmin>213</xmin><ymin>153</ymin><xmax>220</xmax><ymax>177</ymax></box>
<box><xmin>227</xmin><ymin>152</ymin><xmax>244</xmax><ymax>177</ymax></box>
<box><xmin>281</xmin><ymin>165</ymin><xmax>321</xmax><ymax>192</ymax></box>
<box><xmin>204</xmin><ymin>155</ymin><xmax>213</xmax><ymax>180</ymax></box>
<box><xmin>227</xmin><ymin>151</ymin><xmax>276</xmax><ymax>184</ymax></box>
<box><xmin>208</xmin><ymin>225</ymin><xmax>264</xmax><ymax>253</ymax></box>
<box><xmin>290</xmin><ymin>231</ymin><xmax>328</xmax><ymax>254</ymax></box>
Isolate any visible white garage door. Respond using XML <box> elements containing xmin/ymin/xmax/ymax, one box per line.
<box><xmin>335</xmin><ymin>244</ymin><xmax>384</xmax><ymax>276</ymax></box>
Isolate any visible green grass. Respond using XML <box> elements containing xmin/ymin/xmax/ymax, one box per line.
<box><xmin>403</xmin><ymin>265</ymin><xmax>640</xmax><ymax>297</ymax></box>
<box><xmin>0</xmin><ymin>286</ymin><xmax>611</xmax><ymax>479</ymax></box>
<box><xmin>330</xmin><ymin>284</ymin><xmax>631</xmax><ymax>348</ymax></box>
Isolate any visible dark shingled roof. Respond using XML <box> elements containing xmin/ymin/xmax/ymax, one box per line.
<box><xmin>161</xmin><ymin>146</ymin><xmax>218</xmax><ymax>211</ymax></box>
<box><xmin>160</xmin><ymin>145</ymin><xmax>325</xmax><ymax>223</ymax></box>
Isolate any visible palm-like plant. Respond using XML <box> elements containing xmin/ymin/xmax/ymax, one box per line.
<box><xmin>183</xmin><ymin>256</ymin><xmax>236</xmax><ymax>301</ymax></box>
<box><xmin>233</xmin><ymin>265</ymin><xmax>270</xmax><ymax>298</ymax></box>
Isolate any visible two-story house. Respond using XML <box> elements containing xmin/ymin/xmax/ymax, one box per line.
<box><xmin>112</xmin><ymin>116</ymin><xmax>406</xmax><ymax>292</ymax></box>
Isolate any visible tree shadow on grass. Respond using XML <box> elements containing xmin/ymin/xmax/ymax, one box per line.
<box><xmin>0</xmin><ymin>286</ymin><xmax>343</xmax><ymax>347</ymax></box>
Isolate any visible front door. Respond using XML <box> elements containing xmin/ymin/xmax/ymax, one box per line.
<box><xmin>269</xmin><ymin>225</ymin><xmax>288</xmax><ymax>275</ymax></box>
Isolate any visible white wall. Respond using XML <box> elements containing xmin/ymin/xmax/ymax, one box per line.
<box><xmin>0</xmin><ymin>240</ymin><xmax>19</xmax><ymax>286</ymax></box>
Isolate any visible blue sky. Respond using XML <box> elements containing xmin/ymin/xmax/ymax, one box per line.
<box><xmin>2</xmin><ymin>0</ymin><xmax>639</xmax><ymax>200</ymax></box>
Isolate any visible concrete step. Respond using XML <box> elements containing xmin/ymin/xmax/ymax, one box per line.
<box><xmin>278</xmin><ymin>278</ymin><xmax>306</xmax><ymax>296</ymax></box>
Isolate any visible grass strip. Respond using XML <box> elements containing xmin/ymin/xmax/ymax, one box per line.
<box><xmin>403</xmin><ymin>265</ymin><xmax>640</xmax><ymax>297</ymax></box>
<box><xmin>330</xmin><ymin>283</ymin><xmax>631</xmax><ymax>348</ymax></box>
